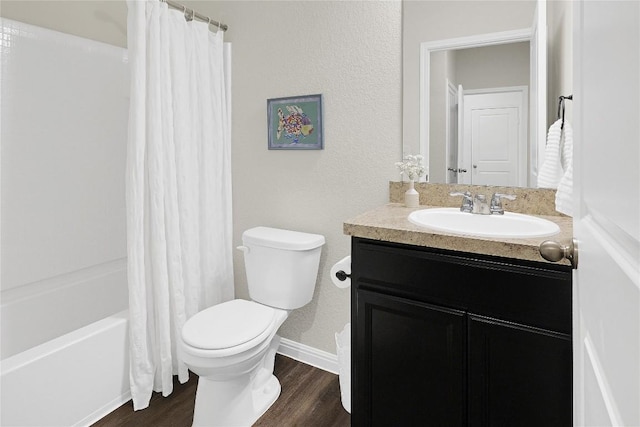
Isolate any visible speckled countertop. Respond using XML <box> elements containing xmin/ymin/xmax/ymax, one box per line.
<box><xmin>343</xmin><ymin>203</ymin><xmax>574</xmax><ymax>266</ymax></box>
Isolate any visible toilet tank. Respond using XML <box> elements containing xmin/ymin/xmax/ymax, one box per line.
<box><xmin>241</xmin><ymin>227</ymin><xmax>325</xmax><ymax>310</ymax></box>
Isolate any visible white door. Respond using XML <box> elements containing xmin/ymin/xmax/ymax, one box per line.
<box><xmin>460</xmin><ymin>90</ymin><xmax>527</xmax><ymax>186</ymax></box>
<box><xmin>573</xmin><ymin>1</ymin><xmax>640</xmax><ymax>426</ymax></box>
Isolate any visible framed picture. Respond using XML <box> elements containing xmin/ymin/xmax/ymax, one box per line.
<box><xmin>267</xmin><ymin>94</ymin><xmax>323</xmax><ymax>150</ymax></box>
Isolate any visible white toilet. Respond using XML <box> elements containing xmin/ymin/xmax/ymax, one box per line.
<box><xmin>179</xmin><ymin>226</ymin><xmax>325</xmax><ymax>427</ymax></box>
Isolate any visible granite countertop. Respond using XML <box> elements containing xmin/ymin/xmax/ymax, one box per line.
<box><xmin>343</xmin><ymin>203</ymin><xmax>574</xmax><ymax>266</ymax></box>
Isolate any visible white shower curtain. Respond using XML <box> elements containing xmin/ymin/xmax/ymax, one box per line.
<box><xmin>126</xmin><ymin>0</ymin><xmax>234</xmax><ymax>410</ymax></box>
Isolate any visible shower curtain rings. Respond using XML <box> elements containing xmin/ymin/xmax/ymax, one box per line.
<box><xmin>183</xmin><ymin>7</ymin><xmax>194</xmax><ymax>22</ymax></box>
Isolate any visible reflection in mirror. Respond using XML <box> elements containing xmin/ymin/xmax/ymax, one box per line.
<box><xmin>402</xmin><ymin>0</ymin><xmax>545</xmax><ymax>189</ymax></box>
<box><xmin>425</xmin><ymin>35</ymin><xmax>532</xmax><ymax>187</ymax></box>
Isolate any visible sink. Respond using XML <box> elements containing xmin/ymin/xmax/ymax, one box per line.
<box><xmin>408</xmin><ymin>208</ymin><xmax>560</xmax><ymax>239</ymax></box>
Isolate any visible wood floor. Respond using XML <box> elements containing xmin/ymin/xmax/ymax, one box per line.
<box><xmin>92</xmin><ymin>355</ymin><xmax>350</xmax><ymax>427</ymax></box>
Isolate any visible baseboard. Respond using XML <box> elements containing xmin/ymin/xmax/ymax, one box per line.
<box><xmin>74</xmin><ymin>390</ymin><xmax>131</xmax><ymax>427</ymax></box>
<box><xmin>277</xmin><ymin>338</ymin><xmax>339</xmax><ymax>375</ymax></box>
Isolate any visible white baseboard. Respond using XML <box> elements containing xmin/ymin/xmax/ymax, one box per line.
<box><xmin>277</xmin><ymin>338</ymin><xmax>339</xmax><ymax>375</ymax></box>
<box><xmin>75</xmin><ymin>391</ymin><xmax>131</xmax><ymax>427</ymax></box>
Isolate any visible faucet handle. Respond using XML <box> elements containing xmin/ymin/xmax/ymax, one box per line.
<box><xmin>490</xmin><ymin>193</ymin><xmax>517</xmax><ymax>215</ymax></box>
<box><xmin>450</xmin><ymin>191</ymin><xmax>473</xmax><ymax>213</ymax></box>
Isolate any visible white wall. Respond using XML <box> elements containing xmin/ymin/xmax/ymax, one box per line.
<box><xmin>2</xmin><ymin>1</ymin><xmax>403</xmax><ymax>355</ymax></box>
<box><xmin>202</xmin><ymin>1</ymin><xmax>402</xmax><ymax>353</ymax></box>
<box><xmin>454</xmin><ymin>42</ymin><xmax>530</xmax><ymax>90</ymax></box>
<box><xmin>429</xmin><ymin>50</ymin><xmax>449</xmax><ymax>182</ymax></box>
<box><xmin>547</xmin><ymin>0</ymin><xmax>573</xmax><ymax>125</ymax></box>
<box><xmin>0</xmin><ymin>18</ymin><xmax>129</xmax><ymax>358</ymax></box>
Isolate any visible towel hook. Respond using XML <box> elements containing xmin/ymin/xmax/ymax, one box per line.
<box><xmin>558</xmin><ymin>95</ymin><xmax>573</xmax><ymax>130</ymax></box>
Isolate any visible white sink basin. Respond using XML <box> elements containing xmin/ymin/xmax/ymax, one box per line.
<box><xmin>408</xmin><ymin>207</ymin><xmax>560</xmax><ymax>239</ymax></box>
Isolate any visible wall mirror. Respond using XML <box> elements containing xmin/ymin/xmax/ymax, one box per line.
<box><xmin>402</xmin><ymin>0</ymin><xmax>546</xmax><ymax>188</ymax></box>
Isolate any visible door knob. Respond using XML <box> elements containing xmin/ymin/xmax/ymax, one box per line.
<box><xmin>458</xmin><ymin>168</ymin><xmax>467</xmax><ymax>173</ymax></box>
<box><xmin>539</xmin><ymin>239</ymin><xmax>578</xmax><ymax>269</ymax></box>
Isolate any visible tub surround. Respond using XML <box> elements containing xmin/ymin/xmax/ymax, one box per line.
<box><xmin>344</xmin><ymin>182</ymin><xmax>572</xmax><ymax>266</ymax></box>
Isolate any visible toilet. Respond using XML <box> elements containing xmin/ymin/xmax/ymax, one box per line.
<box><xmin>179</xmin><ymin>226</ymin><xmax>325</xmax><ymax>427</ymax></box>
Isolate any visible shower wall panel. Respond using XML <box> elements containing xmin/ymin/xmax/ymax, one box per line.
<box><xmin>0</xmin><ymin>18</ymin><xmax>129</xmax><ymax>358</ymax></box>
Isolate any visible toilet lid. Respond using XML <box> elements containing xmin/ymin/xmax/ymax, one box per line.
<box><xmin>182</xmin><ymin>300</ymin><xmax>276</xmax><ymax>350</ymax></box>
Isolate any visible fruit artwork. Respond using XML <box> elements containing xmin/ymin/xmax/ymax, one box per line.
<box><xmin>276</xmin><ymin>105</ymin><xmax>314</xmax><ymax>144</ymax></box>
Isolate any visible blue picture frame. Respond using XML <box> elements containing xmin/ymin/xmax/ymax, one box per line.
<box><xmin>267</xmin><ymin>94</ymin><xmax>323</xmax><ymax>150</ymax></box>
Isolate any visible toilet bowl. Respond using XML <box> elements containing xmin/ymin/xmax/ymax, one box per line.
<box><xmin>180</xmin><ymin>227</ymin><xmax>325</xmax><ymax>426</ymax></box>
<box><xmin>179</xmin><ymin>300</ymin><xmax>289</xmax><ymax>426</ymax></box>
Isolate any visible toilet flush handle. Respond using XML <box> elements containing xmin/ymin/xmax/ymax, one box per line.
<box><xmin>236</xmin><ymin>245</ymin><xmax>250</xmax><ymax>254</ymax></box>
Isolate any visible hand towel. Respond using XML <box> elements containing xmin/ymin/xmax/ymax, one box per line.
<box><xmin>537</xmin><ymin>119</ymin><xmax>564</xmax><ymax>188</ymax></box>
<box><xmin>555</xmin><ymin>120</ymin><xmax>573</xmax><ymax>216</ymax></box>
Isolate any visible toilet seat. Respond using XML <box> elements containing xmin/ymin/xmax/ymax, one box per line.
<box><xmin>182</xmin><ymin>299</ymin><xmax>278</xmax><ymax>353</ymax></box>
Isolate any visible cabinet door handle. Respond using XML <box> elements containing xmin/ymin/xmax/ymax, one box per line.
<box><xmin>539</xmin><ymin>239</ymin><xmax>578</xmax><ymax>269</ymax></box>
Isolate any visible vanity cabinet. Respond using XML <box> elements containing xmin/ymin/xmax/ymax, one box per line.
<box><xmin>351</xmin><ymin>237</ymin><xmax>572</xmax><ymax>427</ymax></box>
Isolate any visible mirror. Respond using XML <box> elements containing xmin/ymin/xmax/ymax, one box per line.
<box><xmin>402</xmin><ymin>0</ymin><xmax>546</xmax><ymax>188</ymax></box>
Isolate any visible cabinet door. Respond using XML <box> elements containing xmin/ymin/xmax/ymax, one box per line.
<box><xmin>354</xmin><ymin>289</ymin><xmax>466</xmax><ymax>426</ymax></box>
<box><xmin>468</xmin><ymin>315</ymin><xmax>571</xmax><ymax>427</ymax></box>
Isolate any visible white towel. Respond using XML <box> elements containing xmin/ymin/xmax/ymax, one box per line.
<box><xmin>555</xmin><ymin>120</ymin><xmax>573</xmax><ymax>216</ymax></box>
<box><xmin>537</xmin><ymin>119</ymin><xmax>564</xmax><ymax>188</ymax></box>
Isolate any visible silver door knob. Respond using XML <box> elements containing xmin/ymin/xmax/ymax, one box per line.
<box><xmin>539</xmin><ymin>239</ymin><xmax>578</xmax><ymax>269</ymax></box>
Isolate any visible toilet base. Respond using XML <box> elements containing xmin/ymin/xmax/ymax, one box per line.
<box><xmin>191</xmin><ymin>336</ymin><xmax>282</xmax><ymax>427</ymax></box>
<box><xmin>192</xmin><ymin>374</ymin><xmax>281</xmax><ymax>427</ymax></box>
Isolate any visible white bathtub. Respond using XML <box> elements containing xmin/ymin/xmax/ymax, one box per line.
<box><xmin>1</xmin><ymin>310</ymin><xmax>131</xmax><ymax>427</ymax></box>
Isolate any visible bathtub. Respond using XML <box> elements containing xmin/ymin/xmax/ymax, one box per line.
<box><xmin>1</xmin><ymin>310</ymin><xmax>131</xmax><ymax>427</ymax></box>
<box><xmin>1</xmin><ymin>259</ymin><xmax>130</xmax><ymax>427</ymax></box>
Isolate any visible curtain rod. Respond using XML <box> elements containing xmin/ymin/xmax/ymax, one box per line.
<box><xmin>161</xmin><ymin>0</ymin><xmax>228</xmax><ymax>32</ymax></box>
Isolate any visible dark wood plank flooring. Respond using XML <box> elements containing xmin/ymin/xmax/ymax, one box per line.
<box><xmin>92</xmin><ymin>355</ymin><xmax>350</xmax><ymax>427</ymax></box>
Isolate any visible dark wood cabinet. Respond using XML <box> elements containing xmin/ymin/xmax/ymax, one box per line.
<box><xmin>467</xmin><ymin>315</ymin><xmax>572</xmax><ymax>427</ymax></box>
<box><xmin>351</xmin><ymin>237</ymin><xmax>572</xmax><ymax>427</ymax></box>
<box><xmin>356</xmin><ymin>289</ymin><xmax>466</xmax><ymax>426</ymax></box>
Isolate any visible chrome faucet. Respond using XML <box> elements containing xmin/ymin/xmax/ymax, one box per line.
<box><xmin>450</xmin><ymin>191</ymin><xmax>516</xmax><ymax>215</ymax></box>
<box><xmin>490</xmin><ymin>193</ymin><xmax>517</xmax><ymax>215</ymax></box>
<box><xmin>472</xmin><ymin>194</ymin><xmax>490</xmax><ymax>215</ymax></box>
<box><xmin>449</xmin><ymin>191</ymin><xmax>473</xmax><ymax>213</ymax></box>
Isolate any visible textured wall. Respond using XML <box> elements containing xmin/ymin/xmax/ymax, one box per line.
<box><xmin>2</xmin><ymin>1</ymin><xmax>403</xmax><ymax>355</ymax></box>
<box><xmin>203</xmin><ymin>1</ymin><xmax>402</xmax><ymax>353</ymax></box>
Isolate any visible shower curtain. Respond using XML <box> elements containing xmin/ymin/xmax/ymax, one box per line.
<box><xmin>126</xmin><ymin>0</ymin><xmax>233</xmax><ymax>410</ymax></box>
